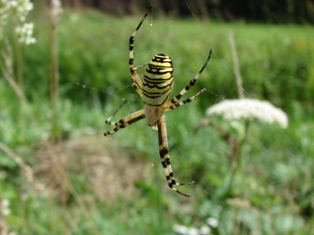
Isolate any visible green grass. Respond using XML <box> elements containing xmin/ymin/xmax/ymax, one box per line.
<box><xmin>1</xmin><ymin>7</ymin><xmax>314</xmax><ymax>235</ymax></box>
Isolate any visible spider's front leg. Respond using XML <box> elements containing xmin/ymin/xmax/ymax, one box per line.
<box><xmin>129</xmin><ymin>7</ymin><xmax>152</xmax><ymax>97</ymax></box>
<box><xmin>157</xmin><ymin>114</ymin><xmax>194</xmax><ymax>197</ymax></box>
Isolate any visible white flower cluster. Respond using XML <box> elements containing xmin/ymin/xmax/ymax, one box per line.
<box><xmin>0</xmin><ymin>0</ymin><xmax>35</xmax><ymax>44</ymax></box>
<box><xmin>173</xmin><ymin>217</ymin><xmax>219</xmax><ymax>235</ymax></box>
<box><xmin>15</xmin><ymin>22</ymin><xmax>35</xmax><ymax>44</ymax></box>
<box><xmin>4</xmin><ymin>0</ymin><xmax>33</xmax><ymax>21</ymax></box>
<box><xmin>206</xmin><ymin>99</ymin><xmax>288</xmax><ymax>128</ymax></box>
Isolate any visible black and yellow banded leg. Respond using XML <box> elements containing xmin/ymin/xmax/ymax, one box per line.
<box><xmin>104</xmin><ymin>104</ymin><xmax>145</xmax><ymax>136</ymax></box>
<box><xmin>129</xmin><ymin>7</ymin><xmax>152</xmax><ymax>97</ymax></box>
<box><xmin>163</xmin><ymin>88</ymin><xmax>207</xmax><ymax>113</ymax></box>
<box><xmin>170</xmin><ymin>49</ymin><xmax>212</xmax><ymax>104</ymax></box>
<box><xmin>157</xmin><ymin>114</ymin><xmax>194</xmax><ymax>197</ymax></box>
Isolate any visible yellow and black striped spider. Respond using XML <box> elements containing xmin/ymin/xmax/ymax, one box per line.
<box><xmin>104</xmin><ymin>7</ymin><xmax>212</xmax><ymax>197</ymax></box>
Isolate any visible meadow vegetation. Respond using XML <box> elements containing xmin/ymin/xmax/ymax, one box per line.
<box><xmin>1</xmin><ymin>5</ymin><xmax>314</xmax><ymax>235</ymax></box>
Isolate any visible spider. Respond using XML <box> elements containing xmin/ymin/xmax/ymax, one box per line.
<box><xmin>104</xmin><ymin>7</ymin><xmax>212</xmax><ymax>197</ymax></box>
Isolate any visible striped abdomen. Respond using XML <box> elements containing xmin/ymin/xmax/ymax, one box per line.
<box><xmin>142</xmin><ymin>54</ymin><xmax>174</xmax><ymax>106</ymax></box>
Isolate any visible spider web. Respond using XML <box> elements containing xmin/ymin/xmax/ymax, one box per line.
<box><xmin>72</xmin><ymin>1</ymin><xmax>307</xmax><ymax>234</ymax></box>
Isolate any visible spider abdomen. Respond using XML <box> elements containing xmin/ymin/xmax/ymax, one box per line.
<box><xmin>142</xmin><ymin>54</ymin><xmax>174</xmax><ymax>106</ymax></box>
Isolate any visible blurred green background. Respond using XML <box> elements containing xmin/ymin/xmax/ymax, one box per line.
<box><xmin>0</xmin><ymin>1</ymin><xmax>314</xmax><ymax>234</ymax></box>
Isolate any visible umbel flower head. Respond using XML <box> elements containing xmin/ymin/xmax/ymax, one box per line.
<box><xmin>206</xmin><ymin>99</ymin><xmax>288</xmax><ymax>128</ymax></box>
<box><xmin>0</xmin><ymin>0</ymin><xmax>36</xmax><ymax>44</ymax></box>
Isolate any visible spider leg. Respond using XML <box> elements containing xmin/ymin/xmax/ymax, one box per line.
<box><xmin>104</xmin><ymin>107</ymin><xmax>145</xmax><ymax>136</ymax></box>
<box><xmin>105</xmin><ymin>100</ymin><xmax>128</xmax><ymax>126</ymax></box>
<box><xmin>170</xmin><ymin>49</ymin><xmax>212</xmax><ymax>104</ymax></box>
<box><xmin>163</xmin><ymin>88</ymin><xmax>207</xmax><ymax>112</ymax></box>
<box><xmin>133</xmin><ymin>63</ymin><xmax>149</xmax><ymax>70</ymax></box>
<box><xmin>157</xmin><ymin>114</ymin><xmax>194</xmax><ymax>197</ymax></box>
<box><xmin>129</xmin><ymin>7</ymin><xmax>152</xmax><ymax>97</ymax></box>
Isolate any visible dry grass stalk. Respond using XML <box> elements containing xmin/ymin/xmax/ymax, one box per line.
<box><xmin>229</xmin><ymin>32</ymin><xmax>245</xmax><ymax>99</ymax></box>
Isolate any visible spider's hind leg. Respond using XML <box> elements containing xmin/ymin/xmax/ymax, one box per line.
<box><xmin>157</xmin><ymin>115</ymin><xmax>194</xmax><ymax>197</ymax></box>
